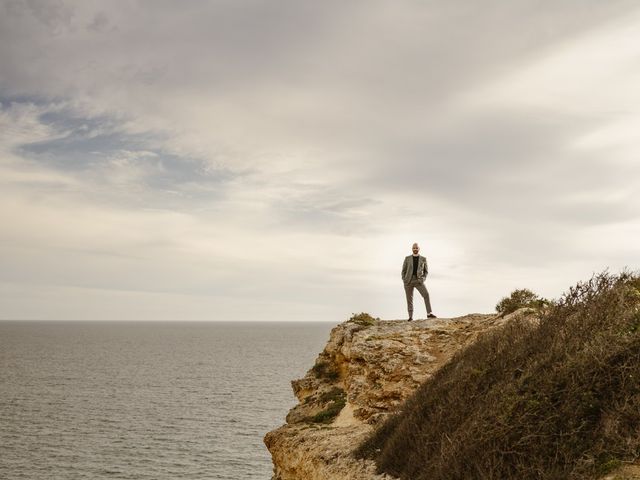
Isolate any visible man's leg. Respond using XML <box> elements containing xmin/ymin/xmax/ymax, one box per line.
<box><xmin>415</xmin><ymin>282</ymin><xmax>433</xmax><ymax>314</ymax></box>
<box><xmin>404</xmin><ymin>283</ymin><xmax>414</xmax><ymax>319</ymax></box>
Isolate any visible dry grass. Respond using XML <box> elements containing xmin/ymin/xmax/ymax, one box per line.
<box><xmin>357</xmin><ymin>271</ymin><xmax>640</xmax><ymax>480</ymax></box>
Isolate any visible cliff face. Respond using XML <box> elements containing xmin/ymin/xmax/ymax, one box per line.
<box><xmin>264</xmin><ymin>313</ymin><xmax>511</xmax><ymax>480</ymax></box>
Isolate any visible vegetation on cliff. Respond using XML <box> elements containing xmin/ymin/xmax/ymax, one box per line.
<box><xmin>357</xmin><ymin>271</ymin><xmax>640</xmax><ymax>479</ymax></box>
<box><xmin>310</xmin><ymin>387</ymin><xmax>347</xmax><ymax>423</ymax></box>
<box><xmin>495</xmin><ymin>287</ymin><xmax>550</xmax><ymax>316</ymax></box>
<box><xmin>347</xmin><ymin>312</ymin><xmax>380</xmax><ymax>326</ymax></box>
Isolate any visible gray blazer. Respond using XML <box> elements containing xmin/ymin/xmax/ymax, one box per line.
<box><xmin>401</xmin><ymin>255</ymin><xmax>428</xmax><ymax>284</ymax></box>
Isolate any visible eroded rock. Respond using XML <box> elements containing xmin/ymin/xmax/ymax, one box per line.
<box><xmin>264</xmin><ymin>313</ymin><xmax>507</xmax><ymax>480</ymax></box>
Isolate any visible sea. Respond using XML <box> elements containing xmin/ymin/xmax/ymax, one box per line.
<box><xmin>0</xmin><ymin>321</ymin><xmax>334</xmax><ymax>480</ymax></box>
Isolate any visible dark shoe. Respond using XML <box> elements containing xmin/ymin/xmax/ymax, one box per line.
<box><xmin>408</xmin><ymin>317</ymin><xmax>413</xmax><ymax>322</ymax></box>
<box><xmin>427</xmin><ymin>313</ymin><xmax>437</xmax><ymax>318</ymax></box>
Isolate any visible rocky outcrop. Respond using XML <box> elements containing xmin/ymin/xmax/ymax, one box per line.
<box><xmin>264</xmin><ymin>313</ymin><xmax>514</xmax><ymax>480</ymax></box>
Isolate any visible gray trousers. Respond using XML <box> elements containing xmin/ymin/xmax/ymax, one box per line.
<box><xmin>404</xmin><ymin>275</ymin><xmax>432</xmax><ymax>316</ymax></box>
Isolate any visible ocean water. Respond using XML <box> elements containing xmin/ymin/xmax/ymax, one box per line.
<box><xmin>0</xmin><ymin>321</ymin><xmax>334</xmax><ymax>480</ymax></box>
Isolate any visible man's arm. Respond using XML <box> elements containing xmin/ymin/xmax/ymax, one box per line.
<box><xmin>423</xmin><ymin>257</ymin><xmax>429</xmax><ymax>277</ymax></box>
<box><xmin>401</xmin><ymin>257</ymin><xmax>407</xmax><ymax>279</ymax></box>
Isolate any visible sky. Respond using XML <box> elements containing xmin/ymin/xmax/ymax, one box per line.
<box><xmin>1</xmin><ymin>0</ymin><xmax>639</xmax><ymax>321</ymax></box>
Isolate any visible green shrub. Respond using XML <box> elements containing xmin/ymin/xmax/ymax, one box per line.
<box><xmin>310</xmin><ymin>387</ymin><xmax>347</xmax><ymax>423</ymax></box>
<box><xmin>311</xmin><ymin>360</ymin><xmax>339</xmax><ymax>381</ymax></box>
<box><xmin>495</xmin><ymin>288</ymin><xmax>550</xmax><ymax>316</ymax></box>
<box><xmin>348</xmin><ymin>312</ymin><xmax>379</xmax><ymax>326</ymax></box>
<box><xmin>357</xmin><ymin>271</ymin><xmax>640</xmax><ymax>480</ymax></box>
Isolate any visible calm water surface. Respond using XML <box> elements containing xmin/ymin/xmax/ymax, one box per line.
<box><xmin>0</xmin><ymin>321</ymin><xmax>333</xmax><ymax>479</ymax></box>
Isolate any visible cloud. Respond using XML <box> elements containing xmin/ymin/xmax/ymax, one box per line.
<box><xmin>0</xmin><ymin>1</ymin><xmax>639</xmax><ymax>320</ymax></box>
<box><xmin>1</xmin><ymin>1</ymin><xmax>633</xmax><ymax>164</ymax></box>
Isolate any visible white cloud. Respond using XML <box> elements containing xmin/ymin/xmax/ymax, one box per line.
<box><xmin>1</xmin><ymin>1</ymin><xmax>639</xmax><ymax>320</ymax></box>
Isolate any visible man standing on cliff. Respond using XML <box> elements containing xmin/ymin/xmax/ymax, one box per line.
<box><xmin>401</xmin><ymin>243</ymin><xmax>437</xmax><ymax>321</ymax></box>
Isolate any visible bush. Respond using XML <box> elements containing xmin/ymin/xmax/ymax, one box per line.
<box><xmin>495</xmin><ymin>288</ymin><xmax>550</xmax><ymax>316</ymax></box>
<box><xmin>348</xmin><ymin>312</ymin><xmax>379</xmax><ymax>326</ymax></box>
<box><xmin>311</xmin><ymin>360</ymin><xmax>339</xmax><ymax>381</ymax></box>
<box><xmin>310</xmin><ymin>387</ymin><xmax>346</xmax><ymax>423</ymax></box>
<box><xmin>357</xmin><ymin>271</ymin><xmax>640</xmax><ymax>480</ymax></box>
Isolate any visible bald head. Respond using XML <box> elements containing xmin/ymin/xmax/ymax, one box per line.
<box><xmin>412</xmin><ymin>243</ymin><xmax>419</xmax><ymax>255</ymax></box>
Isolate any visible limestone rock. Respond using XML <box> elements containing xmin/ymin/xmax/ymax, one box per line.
<box><xmin>264</xmin><ymin>313</ymin><xmax>505</xmax><ymax>480</ymax></box>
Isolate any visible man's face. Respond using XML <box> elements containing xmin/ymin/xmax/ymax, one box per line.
<box><xmin>412</xmin><ymin>244</ymin><xmax>419</xmax><ymax>255</ymax></box>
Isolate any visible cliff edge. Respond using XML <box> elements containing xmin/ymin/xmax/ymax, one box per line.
<box><xmin>266</xmin><ymin>272</ymin><xmax>640</xmax><ymax>480</ymax></box>
<box><xmin>264</xmin><ymin>312</ymin><xmax>513</xmax><ymax>480</ymax></box>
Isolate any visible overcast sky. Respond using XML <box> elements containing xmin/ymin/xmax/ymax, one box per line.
<box><xmin>1</xmin><ymin>0</ymin><xmax>639</xmax><ymax>321</ymax></box>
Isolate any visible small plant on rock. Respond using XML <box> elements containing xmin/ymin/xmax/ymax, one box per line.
<box><xmin>312</xmin><ymin>360</ymin><xmax>340</xmax><ymax>381</ymax></box>
<box><xmin>310</xmin><ymin>387</ymin><xmax>347</xmax><ymax>423</ymax></box>
<box><xmin>348</xmin><ymin>312</ymin><xmax>379</xmax><ymax>326</ymax></box>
